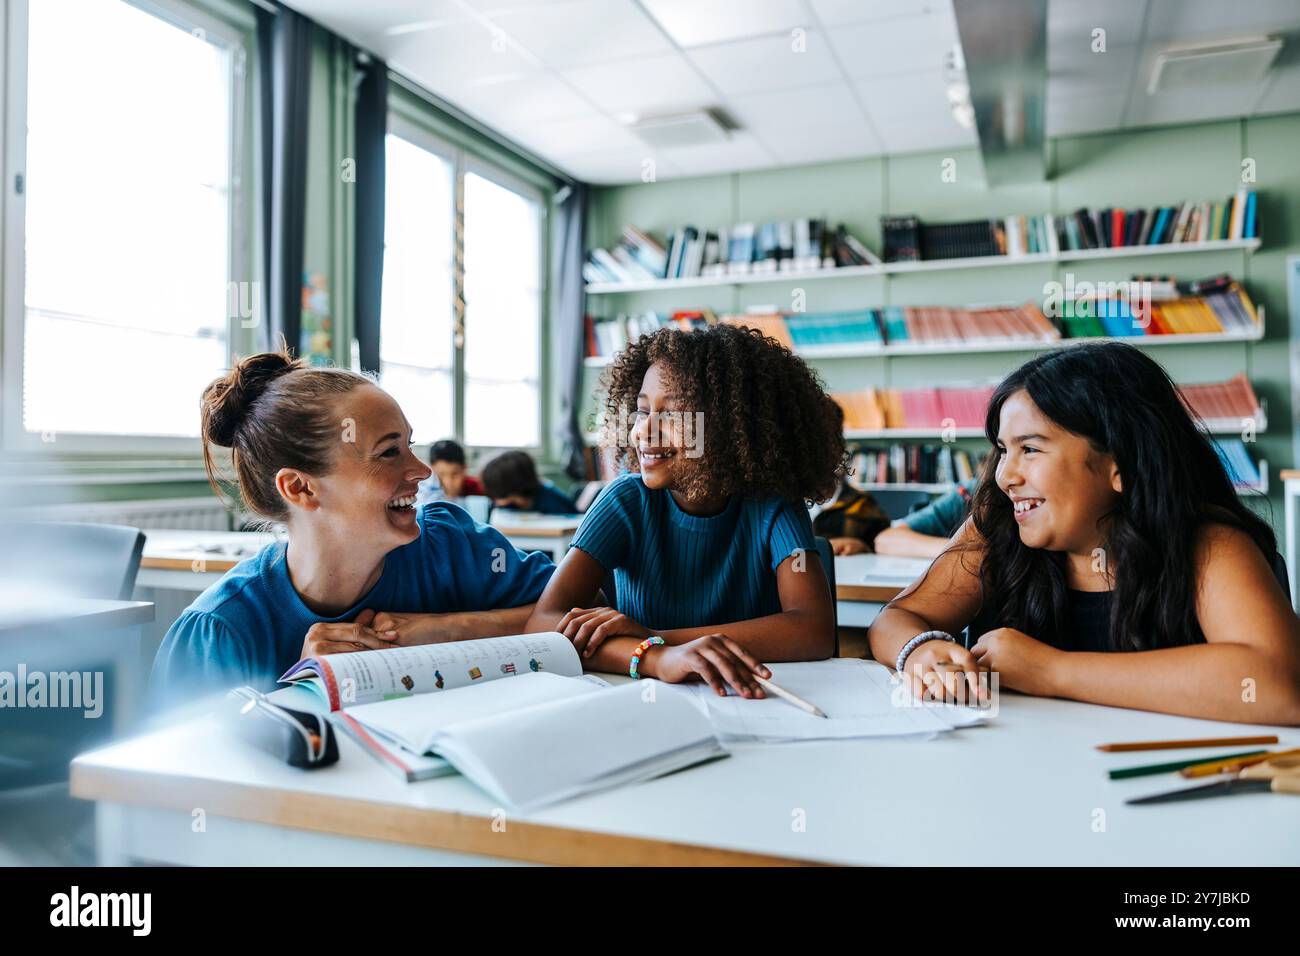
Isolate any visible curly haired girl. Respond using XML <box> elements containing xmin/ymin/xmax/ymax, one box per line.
<box><xmin>526</xmin><ymin>322</ymin><xmax>849</xmax><ymax>696</ymax></box>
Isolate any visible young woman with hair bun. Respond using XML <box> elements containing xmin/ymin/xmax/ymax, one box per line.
<box><xmin>149</xmin><ymin>350</ymin><xmax>554</xmax><ymax>706</ymax></box>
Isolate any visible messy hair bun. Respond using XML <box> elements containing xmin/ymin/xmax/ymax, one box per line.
<box><xmin>200</xmin><ymin>349</ymin><xmax>372</xmax><ymax>521</ymax></box>
<box><xmin>201</xmin><ymin>351</ymin><xmax>299</xmax><ymax>448</ymax></box>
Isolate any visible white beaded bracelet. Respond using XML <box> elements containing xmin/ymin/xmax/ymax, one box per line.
<box><xmin>895</xmin><ymin>630</ymin><xmax>957</xmax><ymax>674</ymax></box>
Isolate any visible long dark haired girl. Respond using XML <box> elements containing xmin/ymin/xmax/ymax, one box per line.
<box><xmin>869</xmin><ymin>342</ymin><xmax>1300</xmax><ymax>724</ymax></box>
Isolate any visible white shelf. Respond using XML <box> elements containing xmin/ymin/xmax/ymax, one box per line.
<box><xmin>585</xmin><ymin>326</ymin><xmax>1264</xmax><ymax>367</ymax></box>
<box><xmin>850</xmin><ymin>481</ymin><xmax>956</xmax><ymax>493</ymax></box>
<box><xmin>585</xmin><ymin>238</ymin><xmax>1262</xmax><ymax>294</ymax></box>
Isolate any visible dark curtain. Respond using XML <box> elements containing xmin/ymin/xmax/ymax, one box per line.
<box><xmin>255</xmin><ymin>3</ymin><xmax>312</xmax><ymax>355</ymax></box>
<box><xmin>354</xmin><ymin>56</ymin><xmax>388</xmax><ymax>375</ymax></box>
<box><xmin>551</xmin><ymin>183</ymin><xmax>590</xmax><ymax>480</ymax></box>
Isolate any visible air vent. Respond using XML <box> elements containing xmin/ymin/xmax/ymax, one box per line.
<box><xmin>624</xmin><ymin>109</ymin><xmax>733</xmax><ymax>149</ymax></box>
<box><xmin>1148</xmin><ymin>36</ymin><xmax>1282</xmax><ymax>94</ymax></box>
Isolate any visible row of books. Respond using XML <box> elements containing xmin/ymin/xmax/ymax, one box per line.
<box><xmin>1057</xmin><ymin>282</ymin><xmax>1259</xmax><ymax>339</ymax></box>
<box><xmin>833</xmin><ymin>373</ymin><xmax>1262</xmax><ymax>434</ymax></box>
<box><xmin>1180</xmin><ymin>374</ymin><xmax>1262</xmax><ymax>424</ymax></box>
<box><xmin>585</xmin><ymin>310</ymin><xmax>717</xmax><ymax>357</ymax></box>
<box><xmin>584</xmin><ymin>220</ymin><xmax>879</xmax><ymax>284</ymax></box>
<box><xmin>880</xmin><ymin>189</ymin><xmax>1260</xmax><ymax>263</ymax></box>
<box><xmin>586</xmin><ymin>280</ymin><xmax>1260</xmax><ymax>357</ymax></box>
<box><xmin>850</xmin><ymin>444</ymin><xmax>984</xmax><ymax>486</ymax></box>
<box><xmin>849</xmin><ymin>440</ymin><xmax>1261</xmax><ymax>490</ymax></box>
<box><xmin>833</xmin><ymin>386</ymin><xmax>995</xmax><ymax>431</ymax></box>
<box><xmin>1214</xmin><ymin>438</ymin><xmax>1264</xmax><ymax>489</ymax></box>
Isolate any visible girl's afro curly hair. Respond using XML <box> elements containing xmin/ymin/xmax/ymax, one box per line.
<box><xmin>597</xmin><ymin>322</ymin><xmax>849</xmax><ymax>506</ymax></box>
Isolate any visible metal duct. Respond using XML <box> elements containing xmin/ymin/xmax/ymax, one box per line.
<box><xmin>953</xmin><ymin>0</ymin><xmax>1048</xmax><ymax>184</ymax></box>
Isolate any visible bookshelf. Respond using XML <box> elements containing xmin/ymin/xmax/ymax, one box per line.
<box><xmin>584</xmin><ymin>237</ymin><xmax>1263</xmax><ymax>295</ymax></box>
<box><xmin>582</xmin><ymin>225</ymin><xmax>1267</xmax><ymax>497</ymax></box>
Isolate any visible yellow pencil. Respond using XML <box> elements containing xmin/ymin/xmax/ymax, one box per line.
<box><xmin>753</xmin><ymin>675</ymin><xmax>827</xmax><ymax>718</ymax></box>
<box><xmin>1179</xmin><ymin>747</ymin><xmax>1300</xmax><ymax>778</ymax></box>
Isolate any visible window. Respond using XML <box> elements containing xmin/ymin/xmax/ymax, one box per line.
<box><xmin>379</xmin><ymin>133</ymin><xmax>455</xmax><ymax>444</ymax></box>
<box><xmin>462</xmin><ymin>170</ymin><xmax>542</xmax><ymax>448</ymax></box>
<box><xmin>6</xmin><ymin>0</ymin><xmax>243</xmax><ymax>445</ymax></box>
<box><xmin>379</xmin><ymin>115</ymin><xmax>545</xmax><ymax>450</ymax></box>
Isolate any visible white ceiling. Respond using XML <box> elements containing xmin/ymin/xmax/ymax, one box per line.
<box><xmin>288</xmin><ymin>0</ymin><xmax>1300</xmax><ymax>185</ymax></box>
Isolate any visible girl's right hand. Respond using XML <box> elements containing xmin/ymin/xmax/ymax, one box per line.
<box><xmin>648</xmin><ymin>635</ymin><xmax>770</xmax><ymax>699</ymax></box>
<box><xmin>903</xmin><ymin>639</ymin><xmax>985</xmax><ymax>704</ymax></box>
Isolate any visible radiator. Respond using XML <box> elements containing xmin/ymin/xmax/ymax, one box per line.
<box><xmin>12</xmin><ymin>496</ymin><xmax>232</xmax><ymax>531</ymax></box>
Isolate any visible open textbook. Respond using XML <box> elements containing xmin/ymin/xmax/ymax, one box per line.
<box><xmin>276</xmin><ymin>633</ymin><xmax>725</xmax><ymax>807</ymax></box>
<box><xmin>279</xmin><ymin>631</ymin><xmax>584</xmax><ymax>710</ymax></box>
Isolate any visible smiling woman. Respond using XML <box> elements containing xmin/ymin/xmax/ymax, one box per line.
<box><xmin>148</xmin><ymin>350</ymin><xmax>555</xmax><ymax>709</ymax></box>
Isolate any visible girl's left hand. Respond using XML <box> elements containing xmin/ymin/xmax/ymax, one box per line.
<box><xmin>970</xmin><ymin>627</ymin><xmax>1063</xmax><ymax>696</ymax></box>
<box><xmin>557</xmin><ymin>606</ymin><xmax>651</xmax><ymax>657</ymax></box>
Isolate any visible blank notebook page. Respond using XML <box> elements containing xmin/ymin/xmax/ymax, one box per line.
<box><xmin>690</xmin><ymin>659</ymin><xmax>989</xmax><ymax>741</ymax></box>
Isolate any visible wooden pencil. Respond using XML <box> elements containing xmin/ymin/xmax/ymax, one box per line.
<box><xmin>1095</xmin><ymin>735</ymin><xmax>1279</xmax><ymax>753</ymax></box>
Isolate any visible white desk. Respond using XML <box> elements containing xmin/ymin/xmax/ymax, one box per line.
<box><xmin>138</xmin><ymin>530</ymin><xmax>276</xmax><ymax>591</ymax></box>
<box><xmin>833</xmin><ymin>553</ymin><xmax>930</xmax><ymax>629</ymax></box>
<box><xmin>488</xmin><ymin>513</ymin><xmax>582</xmax><ymax>557</ymax></box>
<box><xmin>70</xmin><ymin>690</ymin><xmax>1300</xmax><ymax>866</ymax></box>
<box><xmin>139</xmin><ymin>519</ymin><xmax>583</xmax><ymax>594</ymax></box>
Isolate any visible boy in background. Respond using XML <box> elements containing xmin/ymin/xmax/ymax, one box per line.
<box><xmin>417</xmin><ymin>439</ymin><xmax>485</xmax><ymax>505</ymax></box>
<box><xmin>482</xmin><ymin>450</ymin><xmax>578</xmax><ymax>514</ymax></box>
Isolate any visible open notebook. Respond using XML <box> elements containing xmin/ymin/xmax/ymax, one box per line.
<box><xmin>688</xmin><ymin>659</ymin><xmax>991</xmax><ymax>742</ymax></box>
<box><xmin>277</xmin><ymin>633</ymin><xmax>725</xmax><ymax>807</ymax></box>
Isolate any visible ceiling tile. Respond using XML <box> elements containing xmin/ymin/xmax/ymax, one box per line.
<box><xmin>874</xmin><ymin>116</ymin><xmax>975</xmax><ymax>155</ymax></box>
<box><xmin>514</xmin><ymin>111</ymin><xmax>645</xmax><ymax>154</ymax></box>
<box><xmin>827</xmin><ymin>11</ymin><xmax>959</xmax><ymax>79</ymax></box>
<box><xmin>384</xmin><ymin>19</ymin><xmax>542</xmax><ymax>99</ymax></box>
<box><xmin>640</xmin><ymin>0</ymin><xmax>809</xmax><ymax>48</ymax></box>
<box><xmin>1046</xmin><ymin>0</ymin><xmax>1147</xmax><ymax>45</ymax></box>
<box><xmin>686</xmin><ymin>29</ymin><xmax>841</xmax><ymax>97</ymax></box>
<box><xmin>1254</xmin><ymin>60</ymin><xmax>1300</xmax><ymax>115</ymax></box>
<box><xmin>489</xmin><ymin>0</ymin><xmax>672</xmax><ymax>69</ymax></box>
<box><xmin>856</xmin><ymin>69</ymin><xmax>955</xmax><ymax>123</ymax></box>
<box><xmin>451</xmin><ymin>72</ymin><xmax>595</xmax><ymax>126</ymax></box>
<box><xmin>811</xmin><ymin>0</ymin><xmax>953</xmax><ymax>27</ymax></box>
<box><xmin>657</xmin><ymin>131</ymin><xmax>778</xmax><ymax>177</ymax></box>
<box><xmin>552</xmin><ymin>148</ymin><xmax>683</xmax><ymax>185</ymax></box>
<box><xmin>727</xmin><ymin>83</ymin><xmax>866</xmax><ymax>135</ymax></box>
<box><xmin>1048</xmin><ymin>40</ymin><xmax>1140</xmax><ymax>95</ymax></box>
<box><xmin>1143</xmin><ymin>0</ymin><xmax>1300</xmax><ymax>43</ymax></box>
<box><xmin>561</xmin><ymin>52</ymin><xmax>717</xmax><ymax>116</ymax></box>
<box><xmin>764</xmin><ymin>121</ymin><xmax>883</xmax><ymax>165</ymax></box>
<box><xmin>1124</xmin><ymin>66</ymin><xmax>1268</xmax><ymax>128</ymax></box>
<box><xmin>292</xmin><ymin>0</ymin><xmax>470</xmax><ymax>44</ymax></box>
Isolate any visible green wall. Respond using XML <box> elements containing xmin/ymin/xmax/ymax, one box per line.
<box><xmin>585</xmin><ymin>115</ymin><xmax>1299</xmax><ymax>533</ymax></box>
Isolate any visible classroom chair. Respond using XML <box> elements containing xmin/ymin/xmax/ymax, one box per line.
<box><xmin>0</xmin><ymin>521</ymin><xmax>145</xmax><ymax>600</ymax></box>
<box><xmin>868</xmin><ymin>489</ymin><xmax>934</xmax><ymax>522</ymax></box>
<box><xmin>0</xmin><ymin>521</ymin><xmax>145</xmax><ymax>794</ymax></box>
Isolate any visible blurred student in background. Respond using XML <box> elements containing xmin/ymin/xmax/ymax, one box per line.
<box><xmin>417</xmin><ymin>439</ymin><xmax>484</xmax><ymax>507</ymax></box>
<box><xmin>483</xmin><ymin>450</ymin><xmax>579</xmax><ymax>515</ymax></box>
<box><xmin>870</xmin><ymin>476</ymin><xmax>980</xmax><ymax>558</ymax></box>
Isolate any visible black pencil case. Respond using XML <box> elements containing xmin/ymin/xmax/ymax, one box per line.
<box><xmin>224</xmin><ymin>687</ymin><xmax>339</xmax><ymax>769</ymax></box>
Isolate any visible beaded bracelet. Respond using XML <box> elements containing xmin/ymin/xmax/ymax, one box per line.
<box><xmin>629</xmin><ymin>636</ymin><xmax>665</xmax><ymax>679</ymax></box>
<box><xmin>895</xmin><ymin>630</ymin><xmax>956</xmax><ymax>674</ymax></box>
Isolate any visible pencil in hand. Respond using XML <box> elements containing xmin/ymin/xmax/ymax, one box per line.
<box><xmin>753</xmin><ymin>675</ymin><xmax>827</xmax><ymax>718</ymax></box>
